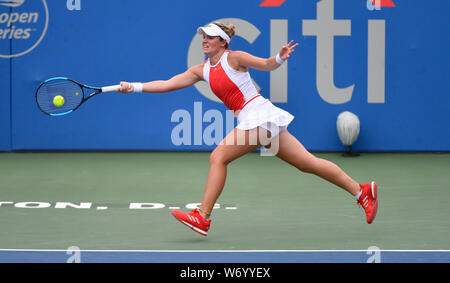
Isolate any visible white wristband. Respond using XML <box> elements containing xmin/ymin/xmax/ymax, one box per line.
<box><xmin>275</xmin><ymin>53</ymin><xmax>285</xmax><ymax>65</ymax></box>
<box><xmin>131</xmin><ymin>82</ymin><xmax>143</xmax><ymax>93</ymax></box>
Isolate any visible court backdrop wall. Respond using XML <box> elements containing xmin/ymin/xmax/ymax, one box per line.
<box><xmin>1</xmin><ymin>0</ymin><xmax>449</xmax><ymax>151</ymax></box>
<box><xmin>0</xmin><ymin>57</ymin><xmax>10</xmax><ymax>151</ymax></box>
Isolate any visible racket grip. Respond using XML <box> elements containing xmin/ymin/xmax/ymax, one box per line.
<box><xmin>101</xmin><ymin>85</ymin><xmax>121</xmax><ymax>93</ymax></box>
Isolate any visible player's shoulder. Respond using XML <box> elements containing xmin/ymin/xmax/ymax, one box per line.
<box><xmin>227</xmin><ymin>50</ymin><xmax>248</xmax><ymax>59</ymax></box>
<box><xmin>227</xmin><ymin>50</ymin><xmax>253</xmax><ymax>64</ymax></box>
<box><xmin>189</xmin><ymin>64</ymin><xmax>204</xmax><ymax>72</ymax></box>
<box><xmin>227</xmin><ymin>50</ymin><xmax>245</xmax><ymax>64</ymax></box>
<box><xmin>227</xmin><ymin>50</ymin><xmax>252</xmax><ymax>71</ymax></box>
<box><xmin>227</xmin><ymin>50</ymin><xmax>250</xmax><ymax>58</ymax></box>
<box><xmin>188</xmin><ymin>64</ymin><xmax>205</xmax><ymax>79</ymax></box>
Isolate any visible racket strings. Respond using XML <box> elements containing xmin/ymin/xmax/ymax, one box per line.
<box><xmin>36</xmin><ymin>79</ymin><xmax>84</xmax><ymax>115</ymax></box>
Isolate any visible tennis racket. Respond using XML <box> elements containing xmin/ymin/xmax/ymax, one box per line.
<box><xmin>35</xmin><ymin>77</ymin><xmax>120</xmax><ymax>116</ymax></box>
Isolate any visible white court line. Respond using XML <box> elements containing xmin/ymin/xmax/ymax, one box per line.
<box><xmin>0</xmin><ymin>249</ymin><xmax>449</xmax><ymax>253</ymax></box>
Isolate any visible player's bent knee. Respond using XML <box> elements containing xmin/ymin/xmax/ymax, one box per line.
<box><xmin>297</xmin><ymin>164</ymin><xmax>313</xmax><ymax>174</ymax></box>
<box><xmin>209</xmin><ymin>148</ymin><xmax>230</xmax><ymax>166</ymax></box>
<box><xmin>296</xmin><ymin>158</ymin><xmax>318</xmax><ymax>174</ymax></box>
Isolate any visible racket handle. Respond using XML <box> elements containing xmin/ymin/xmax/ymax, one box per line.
<box><xmin>101</xmin><ymin>85</ymin><xmax>121</xmax><ymax>93</ymax></box>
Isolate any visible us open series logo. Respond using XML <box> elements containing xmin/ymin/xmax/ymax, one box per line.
<box><xmin>0</xmin><ymin>0</ymin><xmax>49</xmax><ymax>58</ymax></box>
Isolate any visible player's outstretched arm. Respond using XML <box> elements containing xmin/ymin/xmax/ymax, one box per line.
<box><xmin>117</xmin><ymin>64</ymin><xmax>204</xmax><ymax>93</ymax></box>
<box><xmin>231</xmin><ymin>40</ymin><xmax>299</xmax><ymax>72</ymax></box>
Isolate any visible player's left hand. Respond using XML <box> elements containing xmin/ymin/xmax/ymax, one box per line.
<box><xmin>279</xmin><ymin>40</ymin><xmax>299</xmax><ymax>61</ymax></box>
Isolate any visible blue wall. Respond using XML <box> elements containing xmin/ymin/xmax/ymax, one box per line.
<box><xmin>1</xmin><ymin>0</ymin><xmax>449</xmax><ymax>151</ymax></box>
<box><xmin>0</xmin><ymin>56</ymin><xmax>10</xmax><ymax>151</ymax></box>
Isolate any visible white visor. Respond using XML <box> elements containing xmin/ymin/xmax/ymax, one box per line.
<box><xmin>197</xmin><ymin>24</ymin><xmax>231</xmax><ymax>44</ymax></box>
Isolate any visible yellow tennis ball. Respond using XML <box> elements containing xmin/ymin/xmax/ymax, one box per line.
<box><xmin>53</xmin><ymin>95</ymin><xmax>65</xmax><ymax>107</ymax></box>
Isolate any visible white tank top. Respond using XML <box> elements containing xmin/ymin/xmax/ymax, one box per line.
<box><xmin>203</xmin><ymin>51</ymin><xmax>261</xmax><ymax>111</ymax></box>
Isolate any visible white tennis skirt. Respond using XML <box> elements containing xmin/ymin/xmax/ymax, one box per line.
<box><xmin>236</xmin><ymin>95</ymin><xmax>294</xmax><ymax>138</ymax></box>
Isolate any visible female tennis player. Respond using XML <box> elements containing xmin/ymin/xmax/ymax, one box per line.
<box><xmin>118</xmin><ymin>23</ymin><xmax>378</xmax><ymax>236</ymax></box>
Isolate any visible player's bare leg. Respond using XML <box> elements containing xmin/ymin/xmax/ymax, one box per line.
<box><xmin>198</xmin><ymin>127</ymin><xmax>269</xmax><ymax>218</ymax></box>
<box><xmin>274</xmin><ymin>130</ymin><xmax>360</xmax><ymax>196</ymax></box>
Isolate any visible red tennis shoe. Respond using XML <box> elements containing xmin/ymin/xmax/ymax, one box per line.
<box><xmin>171</xmin><ymin>209</ymin><xmax>211</xmax><ymax>236</ymax></box>
<box><xmin>357</xmin><ymin>181</ymin><xmax>378</xmax><ymax>224</ymax></box>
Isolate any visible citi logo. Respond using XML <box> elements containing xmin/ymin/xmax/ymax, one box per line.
<box><xmin>260</xmin><ymin>0</ymin><xmax>396</xmax><ymax>9</ymax></box>
<box><xmin>189</xmin><ymin>0</ymin><xmax>389</xmax><ymax>106</ymax></box>
<box><xmin>260</xmin><ymin>0</ymin><xmax>285</xmax><ymax>6</ymax></box>
<box><xmin>0</xmin><ymin>0</ymin><xmax>24</xmax><ymax>8</ymax></box>
<box><xmin>367</xmin><ymin>0</ymin><xmax>396</xmax><ymax>10</ymax></box>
